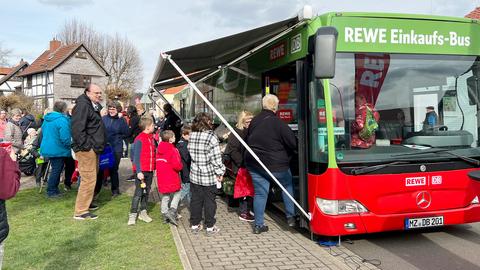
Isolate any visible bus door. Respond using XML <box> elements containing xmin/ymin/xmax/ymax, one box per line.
<box><xmin>262</xmin><ymin>61</ymin><xmax>309</xmax><ymax>227</ymax></box>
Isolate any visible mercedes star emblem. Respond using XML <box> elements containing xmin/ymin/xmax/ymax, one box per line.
<box><xmin>416</xmin><ymin>191</ymin><xmax>432</xmax><ymax>209</ymax></box>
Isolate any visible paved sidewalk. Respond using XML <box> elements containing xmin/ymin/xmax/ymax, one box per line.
<box><xmin>174</xmin><ymin>199</ymin><xmax>379</xmax><ymax>270</ymax></box>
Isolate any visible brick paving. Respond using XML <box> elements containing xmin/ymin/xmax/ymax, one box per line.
<box><xmin>174</xmin><ymin>198</ymin><xmax>379</xmax><ymax>270</ymax></box>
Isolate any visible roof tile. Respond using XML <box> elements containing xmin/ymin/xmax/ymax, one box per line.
<box><xmin>18</xmin><ymin>43</ymin><xmax>82</xmax><ymax>76</ymax></box>
<box><xmin>465</xmin><ymin>7</ymin><xmax>480</xmax><ymax>19</ymax></box>
<box><xmin>0</xmin><ymin>67</ymin><xmax>12</xmax><ymax>75</ymax></box>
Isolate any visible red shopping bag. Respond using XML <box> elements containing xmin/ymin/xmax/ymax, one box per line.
<box><xmin>233</xmin><ymin>168</ymin><xmax>254</xmax><ymax>199</ymax></box>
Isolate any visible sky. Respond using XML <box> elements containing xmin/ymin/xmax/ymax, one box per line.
<box><xmin>0</xmin><ymin>0</ymin><xmax>478</xmax><ymax>91</ymax></box>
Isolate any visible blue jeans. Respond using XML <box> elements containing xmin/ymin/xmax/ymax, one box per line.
<box><xmin>47</xmin><ymin>157</ymin><xmax>65</xmax><ymax>196</ymax></box>
<box><xmin>180</xmin><ymin>183</ymin><xmax>191</xmax><ymax>204</ymax></box>
<box><xmin>247</xmin><ymin>167</ymin><xmax>295</xmax><ymax>227</ymax></box>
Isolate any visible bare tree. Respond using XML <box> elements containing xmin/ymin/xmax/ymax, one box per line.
<box><xmin>57</xmin><ymin>19</ymin><xmax>143</xmax><ymax>93</ymax></box>
<box><xmin>0</xmin><ymin>42</ymin><xmax>12</xmax><ymax>66</ymax></box>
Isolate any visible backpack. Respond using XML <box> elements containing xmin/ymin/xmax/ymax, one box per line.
<box><xmin>359</xmin><ymin>106</ymin><xmax>378</xmax><ymax>141</ymax></box>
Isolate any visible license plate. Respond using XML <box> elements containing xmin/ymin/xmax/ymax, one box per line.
<box><xmin>405</xmin><ymin>216</ymin><xmax>444</xmax><ymax>229</ymax></box>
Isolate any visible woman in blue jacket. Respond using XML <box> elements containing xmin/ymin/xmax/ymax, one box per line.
<box><xmin>95</xmin><ymin>101</ymin><xmax>129</xmax><ymax>197</ymax></box>
<box><xmin>40</xmin><ymin>101</ymin><xmax>71</xmax><ymax>198</ymax></box>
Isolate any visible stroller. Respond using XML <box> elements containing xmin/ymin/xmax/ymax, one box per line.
<box><xmin>0</xmin><ymin>141</ymin><xmax>36</xmax><ymax>176</ymax></box>
<box><xmin>18</xmin><ymin>148</ymin><xmax>36</xmax><ymax>176</ymax></box>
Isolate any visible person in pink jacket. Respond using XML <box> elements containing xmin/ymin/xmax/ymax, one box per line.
<box><xmin>156</xmin><ymin>130</ymin><xmax>183</xmax><ymax>225</ymax></box>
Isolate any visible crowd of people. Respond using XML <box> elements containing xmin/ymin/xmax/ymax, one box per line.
<box><xmin>0</xmin><ymin>83</ymin><xmax>299</xmax><ymax>239</ymax></box>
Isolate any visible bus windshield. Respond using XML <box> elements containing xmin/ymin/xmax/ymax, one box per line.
<box><xmin>316</xmin><ymin>53</ymin><xmax>480</xmax><ymax>165</ymax></box>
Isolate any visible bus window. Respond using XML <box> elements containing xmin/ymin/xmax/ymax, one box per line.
<box><xmin>327</xmin><ymin>53</ymin><xmax>480</xmax><ymax>169</ymax></box>
<box><xmin>308</xmin><ymin>76</ymin><xmax>328</xmax><ymax>165</ymax></box>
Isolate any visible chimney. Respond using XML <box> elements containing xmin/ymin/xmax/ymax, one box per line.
<box><xmin>49</xmin><ymin>38</ymin><xmax>61</xmax><ymax>51</ymax></box>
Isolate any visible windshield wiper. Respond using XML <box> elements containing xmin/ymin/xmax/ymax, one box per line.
<box><xmin>351</xmin><ymin>161</ymin><xmax>409</xmax><ymax>175</ymax></box>
<box><xmin>393</xmin><ymin>148</ymin><xmax>480</xmax><ymax>167</ymax></box>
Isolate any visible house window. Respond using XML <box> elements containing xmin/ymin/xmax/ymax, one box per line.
<box><xmin>27</xmin><ymin>76</ymin><xmax>32</xmax><ymax>88</ymax></box>
<box><xmin>71</xmin><ymin>74</ymin><xmax>91</xmax><ymax>88</ymax></box>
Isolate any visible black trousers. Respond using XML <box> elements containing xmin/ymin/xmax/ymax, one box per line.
<box><xmin>189</xmin><ymin>183</ymin><xmax>217</xmax><ymax>228</ymax></box>
<box><xmin>130</xmin><ymin>172</ymin><xmax>153</xmax><ymax>213</ymax></box>
<box><xmin>239</xmin><ymin>196</ymin><xmax>253</xmax><ymax>214</ymax></box>
<box><xmin>95</xmin><ymin>151</ymin><xmax>122</xmax><ymax>195</ymax></box>
<box><xmin>64</xmin><ymin>156</ymin><xmax>75</xmax><ymax>187</ymax></box>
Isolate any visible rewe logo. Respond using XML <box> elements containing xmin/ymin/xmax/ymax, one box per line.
<box><xmin>406</xmin><ymin>177</ymin><xmax>426</xmax><ymax>187</ymax></box>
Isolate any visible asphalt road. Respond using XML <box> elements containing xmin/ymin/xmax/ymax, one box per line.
<box><xmin>343</xmin><ymin>222</ymin><xmax>480</xmax><ymax>270</ymax></box>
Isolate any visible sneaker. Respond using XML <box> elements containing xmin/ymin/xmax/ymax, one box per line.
<box><xmin>191</xmin><ymin>224</ymin><xmax>203</xmax><ymax>234</ymax></box>
<box><xmin>287</xmin><ymin>216</ymin><xmax>296</xmax><ymax>227</ymax></box>
<box><xmin>63</xmin><ymin>185</ymin><xmax>72</xmax><ymax>191</ymax></box>
<box><xmin>165</xmin><ymin>209</ymin><xmax>178</xmax><ymax>226</ymax></box>
<box><xmin>138</xmin><ymin>210</ymin><xmax>153</xmax><ymax>223</ymax></box>
<box><xmin>128</xmin><ymin>213</ymin><xmax>137</xmax><ymax>225</ymax></box>
<box><xmin>112</xmin><ymin>191</ymin><xmax>121</xmax><ymax>198</ymax></box>
<box><xmin>125</xmin><ymin>174</ymin><xmax>136</xmax><ymax>182</ymax></box>
<box><xmin>239</xmin><ymin>213</ymin><xmax>254</xmax><ymax>222</ymax></box>
<box><xmin>253</xmin><ymin>225</ymin><xmax>269</xmax><ymax>234</ymax></box>
<box><xmin>89</xmin><ymin>204</ymin><xmax>99</xmax><ymax>211</ymax></box>
<box><xmin>162</xmin><ymin>214</ymin><xmax>169</xmax><ymax>224</ymax></box>
<box><xmin>206</xmin><ymin>225</ymin><xmax>220</xmax><ymax>236</ymax></box>
<box><xmin>74</xmin><ymin>212</ymin><xmax>98</xmax><ymax>220</ymax></box>
<box><xmin>249</xmin><ymin>210</ymin><xmax>255</xmax><ymax>217</ymax></box>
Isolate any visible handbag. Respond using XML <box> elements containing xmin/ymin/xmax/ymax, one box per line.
<box><xmin>233</xmin><ymin>168</ymin><xmax>254</xmax><ymax>199</ymax></box>
<box><xmin>99</xmin><ymin>145</ymin><xmax>115</xmax><ymax>170</ymax></box>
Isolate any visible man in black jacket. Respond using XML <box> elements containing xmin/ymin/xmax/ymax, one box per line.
<box><xmin>245</xmin><ymin>94</ymin><xmax>297</xmax><ymax>234</ymax></box>
<box><xmin>72</xmin><ymin>84</ymin><xmax>107</xmax><ymax>220</ymax></box>
<box><xmin>0</xmin><ymin>147</ymin><xmax>21</xmax><ymax>269</ymax></box>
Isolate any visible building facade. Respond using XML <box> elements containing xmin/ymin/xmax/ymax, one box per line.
<box><xmin>0</xmin><ymin>60</ymin><xmax>28</xmax><ymax>96</ymax></box>
<box><xmin>19</xmin><ymin>39</ymin><xmax>109</xmax><ymax>110</ymax></box>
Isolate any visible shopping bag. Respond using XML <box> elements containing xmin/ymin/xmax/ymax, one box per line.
<box><xmin>233</xmin><ymin>168</ymin><xmax>254</xmax><ymax>199</ymax></box>
<box><xmin>222</xmin><ymin>176</ymin><xmax>235</xmax><ymax>196</ymax></box>
<box><xmin>99</xmin><ymin>145</ymin><xmax>115</xmax><ymax>170</ymax></box>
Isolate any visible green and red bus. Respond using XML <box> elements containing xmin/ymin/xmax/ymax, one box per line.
<box><xmin>152</xmin><ymin>8</ymin><xmax>480</xmax><ymax>236</ymax></box>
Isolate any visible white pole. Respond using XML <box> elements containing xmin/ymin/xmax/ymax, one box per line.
<box><xmin>164</xmin><ymin>54</ymin><xmax>312</xmax><ymax>221</ymax></box>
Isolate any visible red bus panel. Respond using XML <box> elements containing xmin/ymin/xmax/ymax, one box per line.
<box><xmin>308</xmin><ymin>168</ymin><xmax>480</xmax><ymax>236</ymax></box>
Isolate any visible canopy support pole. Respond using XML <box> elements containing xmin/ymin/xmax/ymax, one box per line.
<box><xmin>162</xmin><ymin>54</ymin><xmax>312</xmax><ymax>221</ymax></box>
<box><xmin>148</xmin><ymin>86</ymin><xmax>183</xmax><ymax>121</ymax></box>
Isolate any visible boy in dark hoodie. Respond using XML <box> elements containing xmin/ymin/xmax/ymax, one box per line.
<box><xmin>177</xmin><ymin>125</ymin><xmax>191</xmax><ymax>206</ymax></box>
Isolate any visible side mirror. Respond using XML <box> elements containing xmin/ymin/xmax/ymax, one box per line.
<box><xmin>314</xmin><ymin>27</ymin><xmax>338</xmax><ymax>79</ymax></box>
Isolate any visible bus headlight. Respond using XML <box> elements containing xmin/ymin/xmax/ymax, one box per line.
<box><xmin>316</xmin><ymin>198</ymin><xmax>368</xmax><ymax>215</ymax></box>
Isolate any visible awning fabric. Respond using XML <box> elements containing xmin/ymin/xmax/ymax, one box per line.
<box><xmin>151</xmin><ymin>17</ymin><xmax>298</xmax><ymax>89</ymax></box>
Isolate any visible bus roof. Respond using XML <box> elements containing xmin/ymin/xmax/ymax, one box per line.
<box><xmin>151</xmin><ymin>11</ymin><xmax>479</xmax><ymax>89</ymax></box>
<box><xmin>322</xmin><ymin>12</ymin><xmax>478</xmax><ymax>24</ymax></box>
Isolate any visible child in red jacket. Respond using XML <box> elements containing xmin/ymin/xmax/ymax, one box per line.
<box><xmin>128</xmin><ymin>117</ymin><xmax>156</xmax><ymax>226</ymax></box>
<box><xmin>156</xmin><ymin>130</ymin><xmax>183</xmax><ymax>225</ymax></box>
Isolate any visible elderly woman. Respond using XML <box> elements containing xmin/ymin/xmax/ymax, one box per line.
<box><xmin>40</xmin><ymin>101</ymin><xmax>72</xmax><ymax>198</ymax></box>
<box><xmin>4</xmin><ymin>108</ymin><xmax>24</xmax><ymax>153</ymax></box>
<box><xmin>245</xmin><ymin>94</ymin><xmax>297</xmax><ymax>234</ymax></box>
<box><xmin>95</xmin><ymin>101</ymin><xmax>129</xmax><ymax>197</ymax></box>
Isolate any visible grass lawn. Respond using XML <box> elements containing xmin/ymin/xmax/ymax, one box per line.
<box><xmin>3</xmin><ymin>187</ymin><xmax>182</xmax><ymax>270</ymax></box>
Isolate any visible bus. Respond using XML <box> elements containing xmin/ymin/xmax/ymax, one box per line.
<box><xmin>151</xmin><ymin>7</ymin><xmax>480</xmax><ymax>236</ymax></box>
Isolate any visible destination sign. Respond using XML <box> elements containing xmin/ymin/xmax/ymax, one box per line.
<box><xmin>345</xmin><ymin>27</ymin><xmax>470</xmax><ymax>47</ymax></box>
